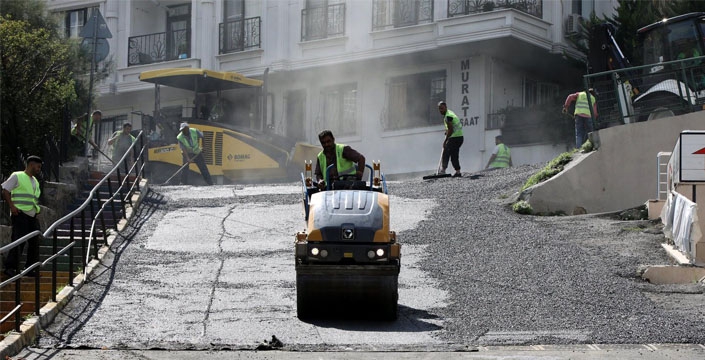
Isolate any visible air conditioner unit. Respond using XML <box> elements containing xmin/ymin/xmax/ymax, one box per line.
<box><xmin>565</xmin><ymin>13</ymin><xmax>582</xmax><ymax>35</ymax></box>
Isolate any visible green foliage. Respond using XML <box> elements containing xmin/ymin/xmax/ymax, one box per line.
<box><xmin>512</xmin><ymin>200</ymin><xmax>533</xmax><ymax>215</ymax></box>
<box><xmin>580</xmin><ymin>139</ymin><xmax>594</xmax><ymax>152</ymax></box>
<box><xmin>521</xmin><ymin>151</ymin><xmax>575</xmax><ymax>191</ymax></box>
<box><xmin>0</xmin><ymin>0</ymin><xmax>96</xmax><ymax>175</ymax></box>
<box><xmin>566</xmin><ymin>0</ymin><xmax>705</xmax><ymax>68</ymax></box>
<box><xmin>611</xmin><ymin>0</ymin><xmax>705</xmax><ymax>66</ymax></box>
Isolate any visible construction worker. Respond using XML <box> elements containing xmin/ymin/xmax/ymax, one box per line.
<box><xmin>108</xmin><ymin>122</ymin><xmax>136</xmax><ymax>169</ymax></box>
<box><xmin>71</xmin><ymin>110</ymin><xmax>102</xmax><ymax>155</ymax></box>
<box><xmin>438</xmin><ymin>101</ymin><xmax>463</xmax><ymax>177</ymax></box>
<box><xmin>563</xmin><ymin>88</ymin><xmax>598</xmax><ymax>149</ymax></box>
<box><xmin>315</xmin><ymin>129</ymin><xmax>366</xmax><ymax>190</ymax></box>
<box><xmin>2</xmin><ymin>156</ymin><xmax>43</xmax><ymax>277</ymax></box>
<box><xmin>485</xmin><ymin>135</ymin><xmax>512</xmax><ymax>169</ymax></box>
<box><xmin>177</xmin><ymin>123</ymin><xmax>213</xmax><ymax>186</ymax></box>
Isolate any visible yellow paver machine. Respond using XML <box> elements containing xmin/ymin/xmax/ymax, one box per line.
<box><xmin>139</xmin><ymin>68</ymin><xmax>319</xmax><ymax>184</ymax></box>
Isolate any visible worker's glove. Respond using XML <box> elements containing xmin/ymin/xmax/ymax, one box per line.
<box><xmin>317</xmin><ymin>179</ymin><xmax>326</xmax><ymax>190</ymax></box>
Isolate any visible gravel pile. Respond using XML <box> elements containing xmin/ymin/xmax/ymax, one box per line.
<box><xmin>390</xmin><ymin>165</ymin><xmax>705</xmax><ymax>345</ymax></box>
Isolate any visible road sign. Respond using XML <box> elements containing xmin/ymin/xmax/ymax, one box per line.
<box><xmin>81</xmin><ymin>38</ymin><xmax>110</xmax><ymax>63</ymax></box>
<box><xmin>677</xmin><ymin>131</ymin><xmax>705</xmax><ymax>182</ymax></box>
<box><xmin>80</xmin><ymin>9</ymin><xmax>112</xmax><ymax>39</ymax></box>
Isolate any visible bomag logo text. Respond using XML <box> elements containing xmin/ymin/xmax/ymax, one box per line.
<box><xmin>228</xmin><ymin>154</ymin><xmax>251</xmax><ymax>161</ymax></box>
<box><xmin>155</xmin><ymin>146</ymin><xmax>176</xmax><ymax>154</ymax></box>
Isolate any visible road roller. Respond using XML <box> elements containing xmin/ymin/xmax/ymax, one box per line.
<box><xmin>295</xmin><ymin>161</ymin><xmax>400</xmax><ymax>320</ymax></box>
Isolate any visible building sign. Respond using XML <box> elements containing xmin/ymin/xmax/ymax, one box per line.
<box><xmin>459</xmin><ymin>59</ymin><xmax>479</xmax><ymax>127</ymax></box>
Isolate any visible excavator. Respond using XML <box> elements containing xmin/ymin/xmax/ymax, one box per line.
<box><xmin>138</xmin><ymin>68</ymin><xmax>319</xmax><ymax>184</ymax></box>
<box><xmin>587</xmin><ymin>13</ymin><xmax>705</xmax><ymax>125</ymax></box>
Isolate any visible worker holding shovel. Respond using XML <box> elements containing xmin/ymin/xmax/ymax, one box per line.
<box><xmin>176</xmin><ymin>123</ymin><xmax>213</xmax><ymax>186</ymax></box>
<box><xmin>71</xmin><ymin>110</ymin><xmax>114</xmax><ymax>164</ymax></box>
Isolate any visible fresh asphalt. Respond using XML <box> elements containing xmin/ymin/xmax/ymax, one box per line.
<box><xmin>12</xmin><ymin>165</ymin><xmax>705</xmax><ymax>359</ymax></box>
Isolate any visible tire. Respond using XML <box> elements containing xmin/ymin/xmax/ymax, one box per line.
<box><xmin>634</xmin><ymin>94</ymin><xmax>686</xmax><ymax>122</ymax></box>
<box><xmin>378</xmin><ymin>276</ymin><xmax>399</xmax><ymax>321</ymax></box>
<box><xmin>296</xmin><ymin>274</ymin><xmax>313</xmax><ymax>320</ymax></box>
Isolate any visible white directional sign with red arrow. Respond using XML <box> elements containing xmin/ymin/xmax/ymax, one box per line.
<box><xmin>678</xmin><ymin>131</ymin><xmax>705</xmax><ymax>182</ymax></box>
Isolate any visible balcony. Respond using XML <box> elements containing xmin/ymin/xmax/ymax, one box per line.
<box><xmin>448</xmin><ymin>0</ymin><xmax>543</xmax><ymax>18</ymax></box>
<box><xmin>301</xmin><ymin>3</ymin><xmax>346</xmax><ymax>41</ymax></box>
<box><xmin>372</xmin><ymin>0</ymin><xmax>434</xmax><ymax>31</ymax></box>
<box><xmin>128</xmin><ymin>29</ymin><xmax>190</xmax><ymax>66</ymax></box>
<box><xmin>219</xmin><ymin>16</ymin><xmax>261</xmax><ymax>54</ymax></box>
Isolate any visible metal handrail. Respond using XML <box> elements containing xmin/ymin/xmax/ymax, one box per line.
<box><xmin>584</xmin><ymin>55</ymin><xmax>705</xmax><ymax>128</ymax></box>
<box><xmin>447</xmin><ymin>0</ymin><xmax>543</xmax><ymax>18</ymax></box>
<box><xmin>0</xmin><ymin>131</ymin><xmax>147</xmax><ymax>333</ymax></box>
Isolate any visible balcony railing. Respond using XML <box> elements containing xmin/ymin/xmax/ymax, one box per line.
<box><xmin>301</xmin><ymin>3</ymin><xmax>346</xmax><ymax>41</ymax></box>
<box><xmin>219</xmin><ymin>16</ymin><xmax>261</xmax><ymax>54</ymax></box>
<box><xmin>128</xmin><ymin>29</ymin><xmax>190</xmax><ymax>66</ymax></box>
<box><xmin>448</xmin><ymin>0</ymin><xmax>543</xmax><ymax>18</ymax></box>
<box><xmin>372</xmin><ymin>0</ymin><xmax>434</xmax><ymax>31</ymax></box>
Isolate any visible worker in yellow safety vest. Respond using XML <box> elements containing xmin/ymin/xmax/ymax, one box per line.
<box><xmin>438</xmin><ymin>101</ymin><xmax>464</xmax><ymax>177</ymax></box>
<box><xmin>485</xmin><ymin>135</ymin><xmax>512</xmax><ymax>169</ymax></box>
<box><xmin>177</xmin><ymin>123</ymin><xmax>213</xmax><ymax>185</ymax></box>
<box><xmin>563</xmin><ymin>88</ymin><xmax>598</xmax><ymax>149</ymax></box>
<box><xmin>71</xmin><ymin>110</ymin><xmax>102</xmax><ymax>155</ymax></box>
<box><xmin>1</xmin><ymin>156</ymin><xmax>43</xmax><ymax>277</ymax></box>
<box><xmin>315</xmin><ymin>129</ymin><xmax>366</xmax><ymax>190</ymax></box>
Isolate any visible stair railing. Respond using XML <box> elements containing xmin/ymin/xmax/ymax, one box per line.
<box><xmin>0</xmin><ymin>131</ymin><xmax>147</xmax><ymax>333</ymax></box>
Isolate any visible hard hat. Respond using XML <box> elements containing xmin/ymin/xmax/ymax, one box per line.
<box><xmin>179</xmin><ymin>122</ymin><xmax>189</xmax><ymax>130</ymax></box>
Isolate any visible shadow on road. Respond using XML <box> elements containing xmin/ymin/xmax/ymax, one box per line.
<box><xmin>300</xmin><ymin>304</ymin><xmax>443</xmax><ymax>332</ymax></box>
<box><xmin>37</xmin><ymin>189</ymin><xmax>165</xmax><ymax>348</ymax></box>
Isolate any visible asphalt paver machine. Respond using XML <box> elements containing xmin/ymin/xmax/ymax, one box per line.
<box><xmin>295</xmin><ymin>161</ymin><xmax>401</xmax><ymax>320</ymax></box>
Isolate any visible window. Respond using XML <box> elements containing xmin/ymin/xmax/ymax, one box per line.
<box><xmin>524</xmin><ymin>78</ymin><xmax>558</xmax><ymax>107</ymax></box>
<box><xmin>301</xmin><ymin>0</ymin><xmax>346</xmax><ymax>41</ymax></box>
<box><xmin>220</xmin><ymin>0</ymin><xmax>261</xmax><ymax>53</ymax></box>
<box><xmin>385</xmin><ymin>70</ymin><xmax>446</xmax><ymax>130</ymax></box>
<box><xmin>224</xmin><ymin>0</ymin><xmax>244</xmax><ymax>21</ymax></box>
<box><xmin>321</xmin><ymin>84</ymin><xmax>357</xmax><ymax>136</ymax></box>
<box><xmin>60</xmin><ymin>8</ymin><xmax>91</xmax><ymax>38</ymax></box>
<box><xmin>373</xmin><ymin>0</ymin><xmax>433</xmax><ymax>31</ymax></box>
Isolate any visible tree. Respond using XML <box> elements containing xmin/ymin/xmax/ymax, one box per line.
<box><xmin>0</xmin><ymin>0</ymin><xmax>92</xmax><ymax>176</ymax></box>
<box><xmin>611</xmin><ymin>0</ymin><xmax>705</xmax><ymax>65</ymax></box>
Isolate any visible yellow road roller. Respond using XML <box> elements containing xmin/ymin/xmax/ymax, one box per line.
<box><xmin>295</xmin><ymin>162</ymin><xmax>401</xmax><ymax>320</ymax></box>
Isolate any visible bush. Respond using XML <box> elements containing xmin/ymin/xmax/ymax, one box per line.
<box><xmin>521</xmin><ymin>151</ymin><xmax>574</xmax><ymax>191</ymax></box>
<box><xmin>513</xmin><ymin>200</ymin><xmax>533</xmax><ymax>215</ymax></box>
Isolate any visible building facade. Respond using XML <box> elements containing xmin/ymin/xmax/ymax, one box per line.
<box><xmin>46</xmin><ymin>0</ymin><xmax>618</xmax><ymax>175</ymax></box>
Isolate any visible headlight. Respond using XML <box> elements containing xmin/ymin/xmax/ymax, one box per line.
<box><xmin>320</xmin><ymin>249</ymin><xmax>328</xmax><ymax>258</ymax></box>
<box><xmin>376</xmin><ymin>249</ymin><xmax>385</xmax><ymax>257</ymax></box>
<box><xmin>367</xmin><ymin>250</ymin><xmax>375</xmax><ymax>259</ymax></box>
<box><xmin>311</xmin><ymin>247</ymin><xmax>319</xmax><ymax>256</ymax></box>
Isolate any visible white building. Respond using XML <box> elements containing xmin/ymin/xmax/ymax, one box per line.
<box><xmin>46</xmin><ymin>0</ymin><xmax>619</xmax><ymax>176</ymax></box>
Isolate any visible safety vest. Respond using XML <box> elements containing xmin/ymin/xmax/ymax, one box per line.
<box><xmin>443</xmin><ymin>110</ymin><xmax>463</xmax><ymax>138</ymax></box>
<box><xmin>177</xmin><ymin>128</ymin><xmax>202</xmax><ymax>155</ymax></box>
<box><xmin>489</xmin><ymin>144</ymin><xmax>511</xmax><ymax>168</ymax></box>
<box><xmin>317</xmin><ymin>143</ymin><xmax>355</xmax><ymax>184</ymax></box>
<box><xmin>111</xmin><ymin>131</ymin><xmax>136</xmax><ymax>153</ymax></box>
<box><xmin>10</xmin><ymin>171</ymin><xmax>40</xmax><ymax>214</ymax></box>
<box><xmin>71</xmin><ymin>115</ymin><xmax>94</xmax><ymax>142</ymax></box>
<box><xmin>574</xmin><ymin>92</ymin><xmax>596</xmax><ymax>117</ymax></box>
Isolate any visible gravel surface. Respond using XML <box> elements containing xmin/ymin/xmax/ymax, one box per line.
<box><xmin>392</xmin><ymin>164</ymin><xmax>705</xmax><ymax>345</ymax></box>
<box><xmin>32</xmin><ymin>164</ymin><xmax>705</xmax><ymax>350</ymax></box>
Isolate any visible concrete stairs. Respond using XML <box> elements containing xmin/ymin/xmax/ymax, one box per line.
<box><xmin>0</xmin><ymin>271</ymin><xmax>71</xmax><ymax>333</ymax></box>
<box><xmin>1</xmin><ymin>171</ymin><xmax>134</xmax><ymax>332</ymax></box>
